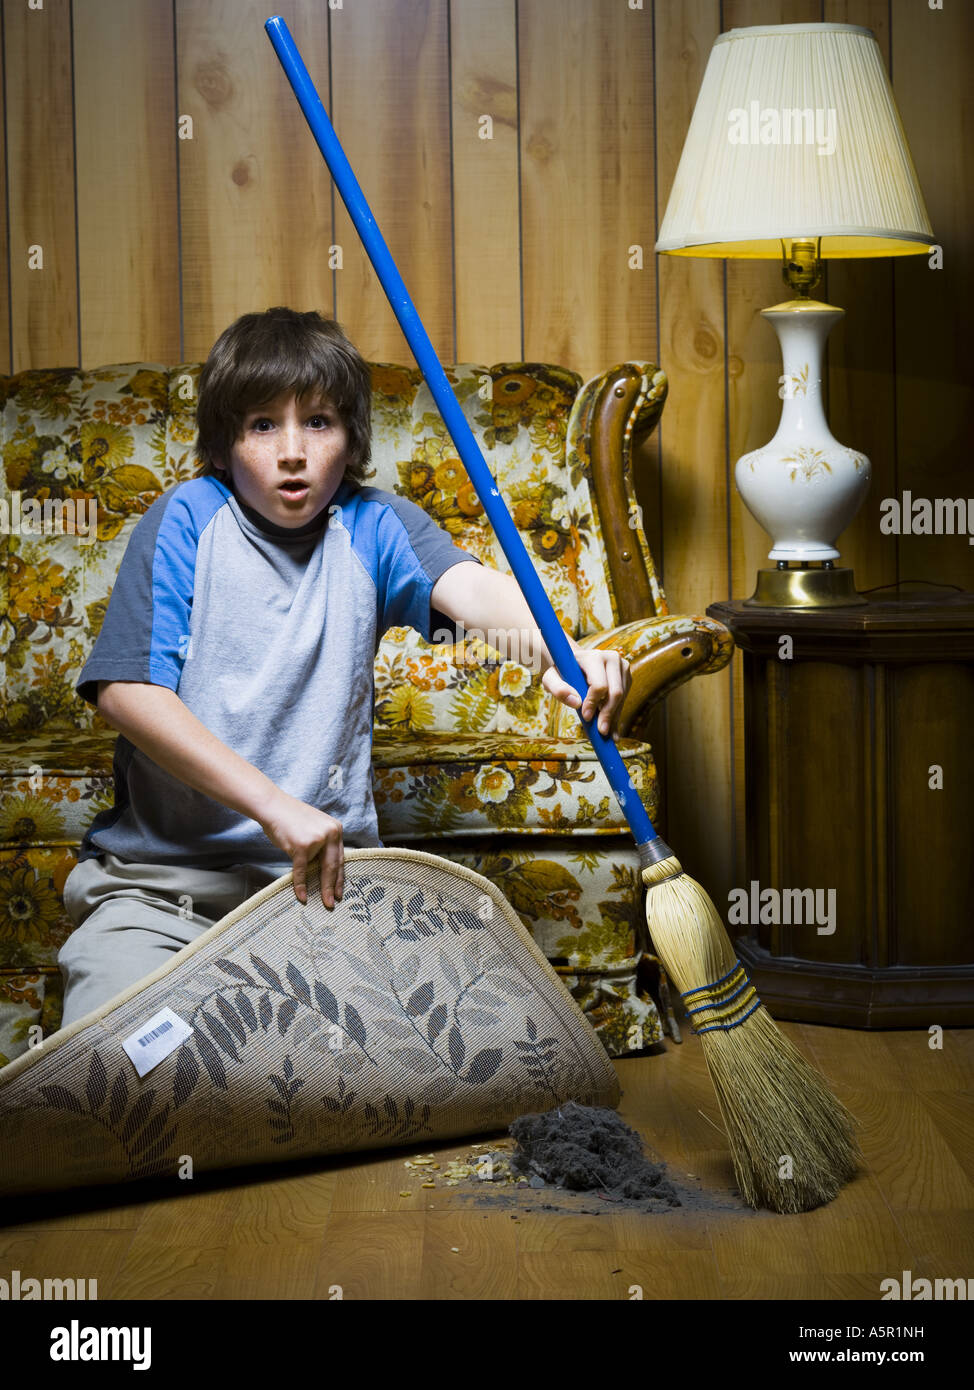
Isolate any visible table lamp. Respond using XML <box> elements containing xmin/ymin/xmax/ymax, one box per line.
<box><xmin>655</xmin><ymin>23</ymin><xmax>936</xmax><ymax>607</ymax></box>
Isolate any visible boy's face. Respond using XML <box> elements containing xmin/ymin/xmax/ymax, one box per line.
<box><xmin>224</xmin><ymin>389</ymin><xmax>349</xmax><ymax>527</ymax></box>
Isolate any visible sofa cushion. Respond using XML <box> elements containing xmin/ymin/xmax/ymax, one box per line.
<box><xmin>0</xmin><ymin>728</ymin><xmax>658</xmax><ymax>849</ymax></box>
<box><xmin>372</xmin><ymin>731</ymin><xmax>657</xmax><ymax>839</ymax></box>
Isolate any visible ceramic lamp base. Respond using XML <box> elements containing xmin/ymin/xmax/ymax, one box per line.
<box><xmin>743</xmin><ymin>565</ymin><xmax>868</xmax><ymax>608</ymax></box>
<box><xmin>735</xmin><ymin>299</ymin><xmax>871</xmax><ymax>567</ymax></box>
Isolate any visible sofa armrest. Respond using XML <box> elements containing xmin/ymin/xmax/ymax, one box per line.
<box><xmin>544</xmin><ymin>614</ymin><xmax>734</xmax><ymax>739</ymax></box>
<box><xmin>571</xmin><ymin>362</ymin><xmax>669</xmax><ymax>627</ymax></box>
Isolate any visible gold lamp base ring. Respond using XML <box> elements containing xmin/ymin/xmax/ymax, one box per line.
<box><xmin>744</xmin><ymin>565</ymin><xmax>868</xmax><ymax>608</ymax></box>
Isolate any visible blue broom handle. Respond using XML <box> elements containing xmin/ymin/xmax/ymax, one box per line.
<box><xmin>264</xmin><ymin>15</ymin><xmax>658</xmax><ymax>849</ymax></box>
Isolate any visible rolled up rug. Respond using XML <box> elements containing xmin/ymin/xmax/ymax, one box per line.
<box><xmin>0</xmin><ymin>849</ymin><xmax>619</xmax><ymax>1196</ymax></box>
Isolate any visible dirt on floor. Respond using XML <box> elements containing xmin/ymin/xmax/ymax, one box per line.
<box><xmin>400</xmin><ymin>1101</ymin><xmax>755</xmax><ymax>1217</ymax></box>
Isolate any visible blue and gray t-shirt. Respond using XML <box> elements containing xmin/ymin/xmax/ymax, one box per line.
<box><xmin>75</xmin><ymin>474</ymin><xmax>481</xmax><ymax>869</ymax></box>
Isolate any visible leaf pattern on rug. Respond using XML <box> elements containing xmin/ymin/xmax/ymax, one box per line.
<box><xmin>4</xmin><ymin>856</ymin><xmax>620</xmax><ymax>1192</ymax></box>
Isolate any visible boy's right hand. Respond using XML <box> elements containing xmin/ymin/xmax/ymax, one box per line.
<box><xmin>258</xmin><ymin>790</ymin><xmax>344</xmax><ymax>909</ymax></box>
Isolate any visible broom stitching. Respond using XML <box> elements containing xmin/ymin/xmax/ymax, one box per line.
<box><xmin>686</xmin><ymin>988</ymin><xmax>759</xmax><ymax>1030</ymax></box>
<box><xmin>680</xmin><ymin>958</ymin><xmax>748</xmax><ymax>999</ymax></box>
<box><xmin>679</xmin><ymin>959</ymin><xmax>762</xmax><ymax>1034</ymax></box>
<box><xmin>684</xmin><ymin>977</ymin><xmax>754</xmax><ymax>1015</ymax></box>
<box><xmin>683</xmin><ymin>965</ymin><xmax>750</xmax><ymax>1008</ymax></box>
<box><xmin>692</xmin><ymin>998</ymin><xmax>762</xmax><ymax>1034</ymax></box>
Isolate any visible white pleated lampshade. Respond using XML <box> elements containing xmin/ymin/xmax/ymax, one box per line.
<box><xmin>656</xmin><ymin>23</ymin><xmax>935</xmax><ymax>258</ymax></box>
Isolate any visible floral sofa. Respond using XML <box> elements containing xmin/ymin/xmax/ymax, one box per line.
<box><xmin>0</xmin><ymin>357</ymin><xmax>733</xmax><ymax>1067</ymax></box>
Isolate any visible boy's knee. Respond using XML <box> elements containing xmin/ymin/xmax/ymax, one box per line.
<box><xmin>57</xmin><ymin>923</ymin><xmax>92</xmax><ymax>974</ymax></box>
<box><xmin>57</xmin><ymin>904</ymin><xmax>130</xmax><ymax>973</ymax></box>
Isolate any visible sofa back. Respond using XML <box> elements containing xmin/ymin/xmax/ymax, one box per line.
<box><xmin>1</xmin><ymin>361</ymin><xmax>654</xmax><ymax>739</ymax></box>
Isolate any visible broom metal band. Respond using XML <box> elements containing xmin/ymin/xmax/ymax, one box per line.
<box><xmin>636</xmin><ymin>838</ymin><xmax>674</xmax><ymax>870</ymax></box>
<box><xmin>642</xmin><ymin>868</ymin><xmax>683</xmax><ymax>887</ymax></box>
<box><xmin>680</xmin><ymin>960</ymin><xmax>762</xmax><ymax>1035</ymax></box>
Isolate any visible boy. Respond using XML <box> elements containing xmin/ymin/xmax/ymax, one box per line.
<box><xmin>57</xmin><ymin>308</ymin><xmax>630</xmax><ymax>1028</ymax></box>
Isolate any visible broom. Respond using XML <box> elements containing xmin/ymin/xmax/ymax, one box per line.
<box><xmin>264</xmin><ymin>15</ymin><xmax>861</xmax><ymax>1213</ymax></box>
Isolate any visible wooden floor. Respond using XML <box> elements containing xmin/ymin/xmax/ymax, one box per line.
<box><xmin>1</xmin><ymin>1020</ymin><xmax>971</xmax><ymax>1300</ymax></box>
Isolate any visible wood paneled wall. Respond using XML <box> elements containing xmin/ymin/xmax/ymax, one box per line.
<box><xmin>3</xmin><ymin>0</ymin><xmax>972</xmax><ymax>905</ymax></box>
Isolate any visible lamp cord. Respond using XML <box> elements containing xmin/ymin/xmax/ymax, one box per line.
<box><xmin>858</xmin><ymin>579</ymin><xmax>966</xmax><ymax>594</ymax></box>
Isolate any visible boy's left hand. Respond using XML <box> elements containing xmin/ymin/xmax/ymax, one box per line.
<box><xmin>541</xmin><ymin>646</ymin><xmax>631</xmax><ymax>737</ymax></box>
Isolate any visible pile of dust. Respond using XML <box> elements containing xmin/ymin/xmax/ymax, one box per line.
<box><xmin>444</xmin><ymin>1102</ymin><xmax>750</xmax><ymax>1216</ymax></box>
<box><xmin>509</xmin><ymin>1101</ymin><xmax>682</xmax><ymax>1208</ymax></box>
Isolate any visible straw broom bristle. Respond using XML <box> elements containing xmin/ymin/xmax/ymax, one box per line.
<box><xmin>642</xmin><ymin>855</ymin><xmax>861</xmax><ymax>1213</ymax></box>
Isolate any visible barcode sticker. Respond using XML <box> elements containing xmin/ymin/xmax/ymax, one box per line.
<box><xmin>122</xmin><ymin>1006</ymin><xmax>193</xmax><ymax>1078</ymax></box>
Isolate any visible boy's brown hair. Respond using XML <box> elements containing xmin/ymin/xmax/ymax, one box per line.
<box><xmin>195</xmin><ymin>307</ymin><xmax>373</xmax><ymax>484</ymax></box>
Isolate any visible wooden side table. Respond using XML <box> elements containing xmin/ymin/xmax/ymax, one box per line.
<box><xmin>706</xmin><ymin>591</ymin><xmax>974</xmax><ymax>1027</ymax></box>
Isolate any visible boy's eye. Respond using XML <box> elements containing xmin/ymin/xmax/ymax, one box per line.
<box><xmin>249</xmin><ymin>414</ymin><xmax>332</xmax><ymax>430</ymax></box>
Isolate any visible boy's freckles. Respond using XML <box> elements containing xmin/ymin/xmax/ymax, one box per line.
<box><xmin>225</xmin><ymin>389</ymin><xmax>350</xmax><ymax>527</ymax></box>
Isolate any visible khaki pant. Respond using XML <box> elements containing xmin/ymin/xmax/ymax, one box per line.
<box><xmin>57</xmin><ymin>852</ymin><xmax>290</xmax><ymax>1029</ymax></box>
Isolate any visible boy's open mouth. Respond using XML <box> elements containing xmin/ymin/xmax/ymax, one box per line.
<box><xmin>278</xmin><ymin>480</ymin><xmax>309</xmax><ymax>496</ymax></box>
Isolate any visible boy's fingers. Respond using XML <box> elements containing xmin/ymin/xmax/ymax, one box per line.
<box><xmin>546</xmin><ymin>656</ymin><xmax>630</xmax><ymax>731</ymax></box>
<box><xmin>542</xmin><ymin>668</ymin><xmax>580</xmax><ymax>706</ymax></box>
<box><xmin>600</xmin><ymin>657</ymin><xmax>630</xmax><ymax>733</ymax></box>
<box><xmin>582</xmin><ymin>678</ymin><xmax>609</xmax><ymax>722</ymax></box>
<box><xmin>292</xmin><ymin>854</ymin><xmax>308</xmax><ymax>904</ymax></box>
<box><xmin>321</xmin><ymin>838</ymin><xmax>342</xmax><ymax>910</ymax></box>
<box><xmin>588</xmin><ymin>655</ymin><xmax>630</xmax><ymax>733</ymax></box>
<box><xmin>538</xmin><ymin>652</ymin><xmax>631</xmax><ymax>736</ymax></box>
